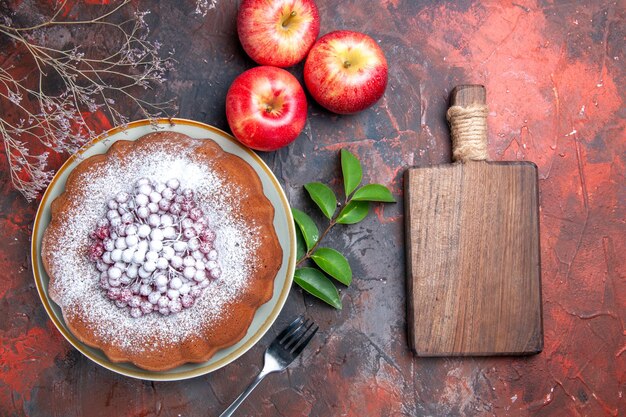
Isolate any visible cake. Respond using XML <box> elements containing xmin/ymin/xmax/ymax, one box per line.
<box><xmin>41</xmin><ymin>131</ymin><xmax>282</xmax><ymax>371</ymax></box>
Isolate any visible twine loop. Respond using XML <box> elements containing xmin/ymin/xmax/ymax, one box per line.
<box><xmin>446</xmin><ymin>104</ymin><xmax>489</xmax><ymax>162</ymax></box>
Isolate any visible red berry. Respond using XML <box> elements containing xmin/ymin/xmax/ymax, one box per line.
<box><xmin>181</xmin><ymin>294</ymin><xmax>194</xmax><ymax>308</ymax></box>
<box><xmin>210</xmin><ymin>267</ymin><xmax>221</xmax><ymax>279</ymax></box>
<box><xmin>158</xmin><ymin>199</ymin><xmax>171</xmax><ymax>211</ymax></box>
<box><xmin>140</xmin><ymin>301</ymin><xmax>153</xmax><ymax>314</ymax></box>
<box><xmin>107</xmin><ymin>288</ymin><xmax>121</xmax><ymax>300</ymax></box>
<box><xmin>89</xmin><ymin>242</ymin><xmax>105</xmax><ymax>261</ymax></box>
<box><xmin>199</xmin><ymin>229</ymin><xmax>216</xmax><ymax>242</ymax></box>
<box><xmin>181</xmin><ymin>199</ymin><xmax>194</xmax><ymax>212</ymax></box>
<box><xmin>96</xmin><ymin>260</ymin><xmax>109</xmax><ymax>272</ymax></box>
<box><xmin>128</xmin><ymin>295</ymin><xmax>141</xmax><ymax>307</ymax></box>
<box><xmin>119</xmin><ymin>288</ymin><xmax>133</xmax><ymax>303</ymax></box>
<box><xmin>169</xmin><ymin>299</ymin><xmax>182</xmax><ymax>313</ymax></box>
<box><xmin>162</xmin><ymin>188</ymin><xmax>175</xmax><ymax>200</ymax></box>
<box><xmin>157</xmin><ymin>296</ymin><xmax>169</xmax><ymax>308</ymax></box>
<box><xmin>103</xmin><ymin>238</ymin><xmax>115</xmax><ymax>251</ymax></box>
<box><xmin>199</xmin><ymin>241</ymin><xmax>212</xmax><ymax>254</ymax></box>
<box><xmin>169</xmin><ymin>202</ymin><xmax>181</xmax><ymax>215</ymax></box>
<box><xmin>95</xmin><ymin>226</ymin><xmax>110</xmax><ymax>240</ymax></box>
<box><xmin>189</xmin><ymin>207</ymin><xmax>203</xmax><ymax>220</ymax></box>
<box><xmin>130</xmin><ymin>282</ymin><xmax>141</xmax><ymax>294</ymax></box>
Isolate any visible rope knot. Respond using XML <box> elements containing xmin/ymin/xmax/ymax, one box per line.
<box><xmin>446</xmin><ymin>104</ymin><xmax>489</xmax><ymax>162</ymax></box>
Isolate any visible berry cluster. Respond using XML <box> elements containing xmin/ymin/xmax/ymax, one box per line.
<box><xmin>89</xmin><ymin>178</ymin><xmax>219</xmax><ymax>317</ymax></box>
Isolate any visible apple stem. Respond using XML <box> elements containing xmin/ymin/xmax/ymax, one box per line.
<box><xmin>343</xmin><ymin>60</ymin><xmax>351</xmax><ymax>68</ymax></box>
<box><xmin>282</xmin><ymin>11</ymin><xmax>297</xmax><ymax>27</ymax></box>
<box><xmin>265</xmin><ymin>105</ymin><xmax>272</xmax><ymax>113</ymax></box>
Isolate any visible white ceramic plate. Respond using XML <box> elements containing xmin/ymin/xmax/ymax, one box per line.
<box><xmin>31</xmin><ymin>118</ymin><xmax>296</xmax><ymax>381</ymax></box>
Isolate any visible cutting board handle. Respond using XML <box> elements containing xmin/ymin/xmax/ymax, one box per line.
<box><xmin>447</xmin><ymin>85</ymin><xmax>489</xmax><ymax>162</ymax></box>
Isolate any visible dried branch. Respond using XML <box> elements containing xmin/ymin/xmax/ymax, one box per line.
<box><xmin>195</xmin><ymin>0</ymin><xmax>219</xmax><ymax>17</ymax></box>
<box><xmin>0</xmin><ymin>0</ymin><xmax>177</xmax><ymax>200</ymax></box>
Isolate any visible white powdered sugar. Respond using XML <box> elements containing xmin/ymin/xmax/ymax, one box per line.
<box><xmin>48</xmin><ymin>141</ymin><xmax>260</xmax><ymax>353</ymax></box>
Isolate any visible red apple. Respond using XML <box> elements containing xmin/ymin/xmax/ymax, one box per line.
<box><xmin>304</xmin><ymin>30</ymin><xmax>388</xmax><ymax>114</ymax></box>
<box><xmin>237</xmin><ymin>0</ymin><xmax>320</xmax><ymax>68</ymax></box>
<box><xmin>225</xmin><ymin>66</ymin><xmax>307</xmax><ymax>151</ymax></box>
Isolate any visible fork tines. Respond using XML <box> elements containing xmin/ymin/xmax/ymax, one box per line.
<box><xmin>275</xmin><ymin>315</ymin><xmax>319</xmax><ymax>355</ymax></box>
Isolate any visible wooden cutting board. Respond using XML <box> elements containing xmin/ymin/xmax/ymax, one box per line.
<box><xmin>404</xmin><ymin>85</ymin><xmax>543</xmax><ymax>356</ymax></box>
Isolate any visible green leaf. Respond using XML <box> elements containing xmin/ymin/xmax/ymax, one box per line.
<box><xmin>294</xmin><ymin>267</ymin><xmax>342</xmax><ymax>309</ymax></box>
<box><xmin>336</xmin><ymin>201</ymin><xmax>369</xmax><ymax>224</ymax></box>
<box><xmin>341</xmin><ymin>149</ymin><xmax>362</xmax><ymax>197</ymax></box>
<box><xmin>311</xmin><ymin>248</ymin><xmax>352</xmax><ymax>285</ymax></box>
<box><xmin>352</xmin><ymin>184</ymin><xmax>396</xmax><ymax>203</ymax></box>
<box><xmin>295</xmin><ymin>224</ymin><xmax>306</xmax><ymax>261</ymax></box>
<box><xmin>304</xmin><ymin>182</ymin><xmax>337</xmax><ymax>219</ymax></box>
<box><xmin>292</xmin><ymin>208</ymin><xmax>319</xmax><ymax>251</ymax></box>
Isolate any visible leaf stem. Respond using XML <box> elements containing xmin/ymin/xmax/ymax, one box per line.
<box><xmin>281</xmin><ymin>11</ymin><xmax>297</xmax><ymax>27</ymax></box>
<box><xmin>296</xmin><ymin>198</ymin><xmax>352</xmax><ymax>266</ymax></box>
<box><xmin>296</xmin><ymin>220</ymin><xmax>334</xmax><ymax>266</ymax></box>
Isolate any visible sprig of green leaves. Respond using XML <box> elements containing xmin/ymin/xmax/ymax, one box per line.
<box><xmin>292</xmin><ymin>149</ymin><xmax>395</xmax><ymax>309</ymax></box>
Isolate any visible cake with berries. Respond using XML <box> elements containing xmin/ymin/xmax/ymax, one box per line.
<box><xmin>41</xmin><ymin>131</ymin><xmax>282</xmax><ymax>371</ymax></box>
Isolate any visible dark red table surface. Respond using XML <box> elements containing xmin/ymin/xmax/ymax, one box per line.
<box><xmin>1</xmin><ymin>1</ymin><xmax>624</xmax><ymax>416</ymax></box>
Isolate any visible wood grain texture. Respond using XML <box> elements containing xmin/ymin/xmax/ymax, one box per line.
<box><xmin>450</xmin><ymin>84</ymin><xmax>486</xmax><ymax>107</ymax></box>
<box><xmin>405</xmin><ymin>161</ymin><xmax>543</xmax><ymax>355</ymax></box>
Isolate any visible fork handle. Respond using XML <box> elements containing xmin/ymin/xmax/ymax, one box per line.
<box><xmin>219</xmin><ymin>369</ymin><xmax>273</xmax><ymax>417</ymax></box>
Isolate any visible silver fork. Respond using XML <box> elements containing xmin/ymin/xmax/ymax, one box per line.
<box><xmin>219</xmin><ymin>316</ymin><xmax>319</xmax><ymax>417</ymax></box>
